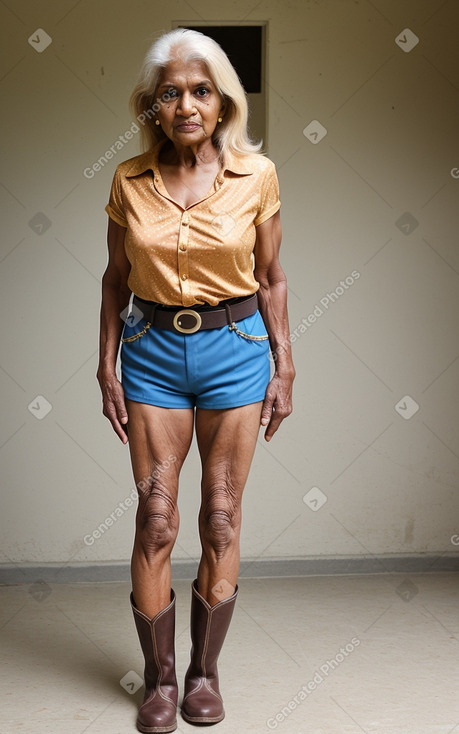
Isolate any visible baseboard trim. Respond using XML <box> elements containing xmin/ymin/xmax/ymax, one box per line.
<box><xmin>1</xmin><ymin>554</ymin><xmax>458</xmax><ymax>585</ymax></box>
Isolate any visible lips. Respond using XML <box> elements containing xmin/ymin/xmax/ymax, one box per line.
<box><xmin>176</xmin><ymin>123</ymin><xmax>201</xmax><ymax>131</ymax></box>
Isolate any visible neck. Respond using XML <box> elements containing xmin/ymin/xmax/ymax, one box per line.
<box><xmin>162</xmin><ymin>138</ymin><xmax>220</xmax><ymax>168</ymax></box>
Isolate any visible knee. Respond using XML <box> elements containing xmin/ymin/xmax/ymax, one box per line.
<box><xmin>136</xmin><ymin>482</ymin><xmax>179</xmax><ymax>556</ymax></box>
<box><xmin>199</xmin><ymin>482</ymin><xmax>240</xmax><ymax>560</ymax></box>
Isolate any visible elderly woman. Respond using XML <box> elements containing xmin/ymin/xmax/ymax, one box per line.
<box><xmin>97</xmin><ymin>28</ymin><xmax>294</xmax><ymax>733</ymax></box>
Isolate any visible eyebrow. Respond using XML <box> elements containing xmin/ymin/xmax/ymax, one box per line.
<box><xmin>158</xmin><ymin>79</ymin><xmax>213</xmax><ymax>88</ymax></box>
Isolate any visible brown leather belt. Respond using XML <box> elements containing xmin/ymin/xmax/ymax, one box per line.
<box><xmin>132</xmin><ymin>293</ymin><xmax>258</xmax><ymax>334</ymax></box>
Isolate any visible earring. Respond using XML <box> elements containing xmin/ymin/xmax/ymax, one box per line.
<box><xmin>155</xmin><ymin>119</ymin><xmax>160</xmax><ymax>126</ymax></box>
<box><xmin>217</xmin><ymin>117</ymin><xmax>223</xmax><ymax>123</ymax></box>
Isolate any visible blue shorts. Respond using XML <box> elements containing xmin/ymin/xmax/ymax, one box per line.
<box><xmin>120</xmin><ymin>309</ymin><xmax>271</xmax><ymax>409</ymax></box>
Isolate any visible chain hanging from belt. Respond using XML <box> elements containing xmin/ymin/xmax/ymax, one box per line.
<box><xmin>224</xmin><ymin>303</ymin><xmax>269</xmax><ymax>340</ymax></box>
<box><xmin>121</xmin><ymin>302</ymin><xmax>157</xmax><ymax>343</ymax></box>
<box><xmin>227</xmin><ymin>322</ymin><xmax>269</xmax><ymax>340</ymax></box>
<box><xmin>121</xmin><ymin>321</ymin><xmax>151</xmax><ymax>343</ymax></box>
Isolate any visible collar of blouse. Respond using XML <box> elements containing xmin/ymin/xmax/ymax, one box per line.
<box><xmin>124</xmin><ymin>138</ymin><xmax>254</xmax><ymax>185</ymax></box>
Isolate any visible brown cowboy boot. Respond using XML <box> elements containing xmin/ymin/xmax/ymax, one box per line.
<box><xmin>181</xmin><ymin>578</ymin><xmax>238</xmax><ymax>724</ymax></box>
<box><xmin>130</xmin><ymin>590</ymin><xmax>178</xmax><ymax>733</ymax></box>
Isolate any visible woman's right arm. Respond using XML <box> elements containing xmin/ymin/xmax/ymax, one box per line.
<box><xmin>96</xmin><ymin>218</ymin><xmax>132</xmax><ymax>444</ymax></box>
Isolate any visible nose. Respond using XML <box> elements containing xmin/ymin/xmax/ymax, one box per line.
<box><xmin>177</xmin><ymin>90</ymin><xmax>196</xmax><ymax>118</ymax></box>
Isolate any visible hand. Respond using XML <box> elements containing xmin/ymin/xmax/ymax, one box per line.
<box><xmin>260</xmin><ymin>370</ymin><xmax>294</xmax><ymax>442</ymax></box>
<box><xmin>97</xmin><ymin>370</ymin><xmax>129</xmax><ymax>444</ymax></box>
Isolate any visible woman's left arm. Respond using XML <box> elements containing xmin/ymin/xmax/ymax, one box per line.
<box><xmin>254</xmin><ymin>209</ymin><xmax>296</xmax><ymax>442</ymax></box>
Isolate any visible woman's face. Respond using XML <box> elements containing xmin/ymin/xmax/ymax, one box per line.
<box><xmin>154</xmin><ymin>58</ymin><xmax>225</xmax><ymax>147</ymax></box>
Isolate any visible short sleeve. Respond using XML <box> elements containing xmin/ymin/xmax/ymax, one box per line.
<box><xmin>105</xmin><ymin>166</ymin><xmax>128</xmax><ymax>227</ymax></box>
<box><xmin>254</xmin><ymin>160</ymin><xmax>281</xmax><ymax>226</ymax></box>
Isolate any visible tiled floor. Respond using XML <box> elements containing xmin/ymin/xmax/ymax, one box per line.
<box><xmin>1</xmin><ymin>574</ymin><xmax>458</xmax><ymax>733</ymax></box>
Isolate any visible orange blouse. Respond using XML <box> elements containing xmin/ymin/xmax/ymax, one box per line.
<box><xmin>105</xmin><ymin>138</ymin><xmax>281</xmax><ymax>306</ymax></box>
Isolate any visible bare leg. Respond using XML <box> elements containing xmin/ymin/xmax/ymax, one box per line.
<box><xmin>194</xmin><ymin>401</ymin><xmax>263</xmax><ymax>605</ymax></box>
<box><xmin>126</xmin><ymin>398</ymin><xmax>194</xmax><ymax>618</ymax></box>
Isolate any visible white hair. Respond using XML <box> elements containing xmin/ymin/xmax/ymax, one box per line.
<box><xmin>129</xmin><ymin>28</ymin><xmax>263</xmax><ymax>156</ymax></box>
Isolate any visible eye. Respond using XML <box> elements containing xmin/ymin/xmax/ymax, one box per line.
<box><xmin>195</xmin><ymin>87</ymin><xmax>209</xmax><ymax>97</ymax></box>
<box><xmin>161</xmin><ymin>87</ymin><xmax>178</xmax><ymax>102</ymax></box>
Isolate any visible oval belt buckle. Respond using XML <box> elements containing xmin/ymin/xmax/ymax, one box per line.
<box><xmin>172</xmin><ymin>309</ymin><xmax>202</xmax><ymax>334</ymax></box>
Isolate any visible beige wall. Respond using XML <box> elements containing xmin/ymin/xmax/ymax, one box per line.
<box><xmin>1</xmin><ymin>0</ymin><xmax>458</xmax><ymax>572</ymax></box>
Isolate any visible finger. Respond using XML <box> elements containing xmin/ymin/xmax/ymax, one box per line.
<box><xmin>115</xmin><ymin>397</ymin><xmax>128</xmax><ymax>425</ymax></box>
<box><xmin>104</xmin><ymin>399</ymin><xmax>129</xmax><ymax>444</ymax></box>
<box><xmin>265</xmin><ymin>397</ymin><xmax>293</xmax><ymax>440</ymax></box>
<box><xmin>106</xmin><ymin>405</ymin><xmax>129</xmax><ymax>444</ymax></box>
<box><xmin>115</xmin><ymin>403</ymin><xmax>129</xmax><ymax>440</ymax></box>
<box><xmin>260</xmin><ymin>390</ymin><xmax>275</xmax><ymax>426</ymax></box>
<box><xmin>112</xmin><ymin>384</ymin><xmax>129</xmax><ymax>440</ymax></box>
<box><xmin>112</xmin><ymin>414</ymin><xmax>129</xmax><ymax>444</ymax></box>
<box><xmin>264</xmin><ymin>409</ymin><xmax>282</xmax><ymax>442</ymax></box>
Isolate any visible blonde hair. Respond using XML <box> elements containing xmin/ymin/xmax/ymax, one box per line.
<box><xmin>129</xmin><ymin>28</ymin><xmax>262</xmax><ymax>156</ymax></box>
